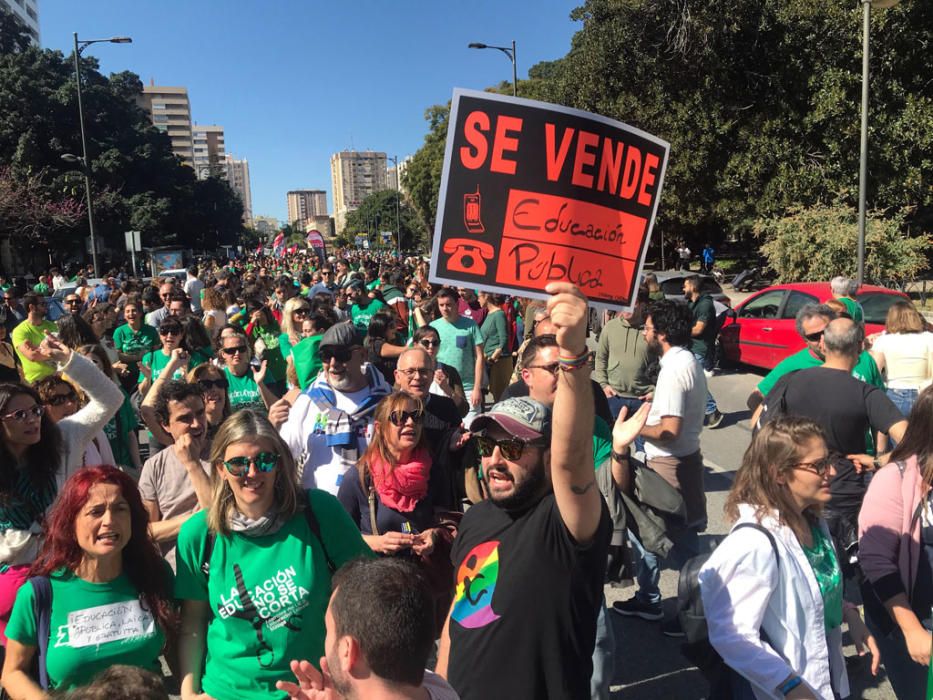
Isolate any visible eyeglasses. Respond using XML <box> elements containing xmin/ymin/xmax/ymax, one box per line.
<box><xmin>198</xmin><ymin>378</ymin><xmax>229</xmax><ymax>391</ymax></box>
<box><xmin>46</xmin><ymin>392</ymin><xmax>78</xmax><ymax>407</ymax></box>
<box><xmin>793</xmin><ymin>456</ymin><xmax>835</xmax><ymax>477</ymax></box>
<box><xmin>804</xmin><ymin>330</ymin><xmax>825</xmax><ymax>342</ymax></box>
<box><xmin>475</xmin><ymin>434</ymin><xmax>545</xmax><ymax>461</ymax></box>
<box><xmin>398</xmin><ymin>367</ymin><xmax>431</xmax><ymax>378</ymax></box>
<box><xmin>1</xmin><ymin>405</ymin><xmax>44</xmax><ymax>422</ymax></box>
<box><xmin>418</xmin><ymin>339</ymin><xmax>440</xmax><ymax>348</ymax></box>
<box><xmin>527</xmin><ymin>362</ymin><xmax>561</xmax><ymax>376</ymax></box>
<box><xmin>159</xmin><ymin>327</ymin><xmax>182</xmax><ymax>336</ymax></box>
<box><xmin>320</xmin><ymin>346</ymin><xmax>353</xmax><ymax>363</ymax></box>
<box><xmin>222</xmin><ymin>451</ymin><xmax>279</xmax><ymax>477</ymax></box>
<box><xmin>389</xmin><ymin>409</ymin><xmax>424</xmax><ymax>426</ymax></box>
<box><xmin>222</xmin><ymin>345</ymin><xmax>249</xmax><ymax>356</ymax></box>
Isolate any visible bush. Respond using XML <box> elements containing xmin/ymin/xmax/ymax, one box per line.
<box><xmin>754</xmin><ymin>205</ymin><xmax>929</xmax><ymax>285</ymax></box>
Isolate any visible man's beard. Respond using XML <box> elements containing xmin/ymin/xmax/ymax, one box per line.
<box><xmin>489</xmin><ymin>463</ymin><xmax>548</xmax><ymax>512</ymax></box>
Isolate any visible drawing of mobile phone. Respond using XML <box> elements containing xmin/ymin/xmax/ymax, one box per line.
<box><xmin>463</xmin><ymin>187</ymin><xmax>485</xmax><ymax>234</ymax></box>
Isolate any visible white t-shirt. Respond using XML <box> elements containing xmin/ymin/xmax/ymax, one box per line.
<box><xmin>871</xmin><ymin>331</ymin><xmax>933</xmax><ymax>390</ymax></box>
<box><xmin>279</xmin><ymin>385</ymin><xmax>376</xmax><ymax>494</ymax></box>
<box><xmin>644</xmin><ymin>345</ymin><xmax>707</xmax><ymax>459</ymax></box>
<box><xmin>185</xmin><ymin>276</ymin><xmax>205</xmax><ymax>311</ymax></box>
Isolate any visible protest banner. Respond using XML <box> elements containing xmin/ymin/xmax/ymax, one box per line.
<box><xmin>429</xmin><ymin>88</ymin><xmax>669</xmax><ymax>310</ymax></box>
<box><xmin>305</xmin><ymin>229</ymin><xmax>327</xmax><ymax>261</ymax></box>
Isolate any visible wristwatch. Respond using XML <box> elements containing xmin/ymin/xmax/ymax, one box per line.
<box><xmin>611</xmin><ymin>448</ymin><xmax>631</xmax><ymax>462</ymax></box>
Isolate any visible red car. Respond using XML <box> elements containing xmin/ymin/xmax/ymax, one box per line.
<box><xmin>719</xmin><ymin>282</ymin><xmax>909</xmax><ymax>370</ymax></box>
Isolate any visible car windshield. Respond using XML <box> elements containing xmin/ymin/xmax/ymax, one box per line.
<box><xmin>858</xmin><ymin>292</ymin><xmax>903</xmax><ymax>325</ymax></box>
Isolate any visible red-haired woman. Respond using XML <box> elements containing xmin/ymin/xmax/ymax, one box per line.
<box><xmin>1</xmin><ymin>466</ymin><xmax>176</xmax><ymax>696</ymax></box>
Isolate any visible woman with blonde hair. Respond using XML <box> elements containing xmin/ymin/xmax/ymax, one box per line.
<box><xmin>200</xmin><ymin>286</ymin><xmax>226</xmax><ymax>340</ymax></box>
<box><xmin>699</xmin><ymin>415</ymin><xmax>878</xmax><ymax>698</ymax></box>
<box><xmin>174</xmin><ymin>410</ymin><xmax>370</xmax><ymax>700</ymax></box>
<box><xmin>277</xmin><ymin>296</ymin><xmax>311</xmax><ymax>364</ymax></box>
<box><xmin>870</xmin><ymin>300</ymin><xmax>933</xmax><ymax>417</ymax></box>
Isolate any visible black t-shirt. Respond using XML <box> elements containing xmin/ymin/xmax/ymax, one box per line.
<box><xmin>772</xmin><ymin>366</ymin><xmax>904</xmax><ymax>511</ymax></box>
<box><xmin>447</xmin><ymin>494</ymin><xmax>611</xmax><ymax>700</ymax></box>
<box><xmin>501</xmin><ymin>378</ymin><xmax>613</xmax><ymax>427</ymax></box>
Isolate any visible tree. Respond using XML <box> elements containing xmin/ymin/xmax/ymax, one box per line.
<box><xmin>0</xmin><ymin>4</ymin><xmax>244</xmax><ymax>269</ymax></box>
<box><xmin>401</xmin><ymin>105</ymin><xmax>449</xmax><ymax>245</ymax></box>
<box><xmin>0</xmin><ymin>167</ymin><xmax>85</xmax><ymax>245</ymax></box>
<box><xmin>756</xmin><ymin>205</ymin><xmax>929</xmax><ymax>285</ymax></box>
<box><xmin>342</xmin><ymin>189</ymin><xmax>423</xmax><ymax>251</ymax></box>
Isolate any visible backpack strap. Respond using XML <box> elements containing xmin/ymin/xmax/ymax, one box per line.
<box><xmin>731</xmin><ymin>522</ymin><xmax>780</xmax><ymax>569</ymax></box>
<box><xmin>29</xmin><ymin>576</ymin><xmax>52</xmax><ymax>690</ymax></box>
<box><xmin>304</xmin><ymin>496</ymin><xmax>337</xmax><ymax>576</ymax></box>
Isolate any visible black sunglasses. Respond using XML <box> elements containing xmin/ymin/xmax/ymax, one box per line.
<box><xmin>222</xmin><ymin>345</ymin><xmax>249</xmax><ymax>356</ymax></box>
<box><xmin>804</xmin><ymin>330</ymin><xmax>825</xmax><ymax>342</ymax></box>
<box><xmin>389</xmin><ymin>409</ymin><xmax>424</xmax><ymax>426</ymax></box>
<box><xmin>320</xmin><ymin>346</ymin><xmax>354</xmax><ymax>363</ymax></box>
<box><xmin>475</xmin><ymin>434</ymin><xmax>545</xmax><ymax>461</ymax></box>
<box><xmin>47</xmin><ymin>392</ymin><xmax>78</xmax><ymax>406</ymax></box>
<box><xmin>198</xmin><ymin>378</ymin><xmax>229</xmax><ymax>391</ymax></box>
<box><xmin>418</xmin><ymin>339</ymin><xmax>440</xmax><ymax>348</ymax></box>
<box><xmin>159</xmin><ymin>326</ymin><xmax>182</xmax><ymax>336</ymax></box>
<box><xmin>1</xmin><ymin>405</ymin><xmax>44</xmax><ymax>422</ymax></box>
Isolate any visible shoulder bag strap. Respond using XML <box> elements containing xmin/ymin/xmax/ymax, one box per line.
<box><xmin>364</xmin><ymin>471</ymin><xmax>380</xmax><ymax>537</ymax></box>
<box><xmin>731</xmin><ymin>522</ymin><xmax>780</xmax><ymax>569</ymax></box>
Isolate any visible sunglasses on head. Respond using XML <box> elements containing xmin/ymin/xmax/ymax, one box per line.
<box><xmin>159</xmin><ymin>326</ymin><xmax>182</xmax><ymax>336</ymax></box>
<box><xmin>474</xmin><ymin>433</ymin><xmax>546</xmax><ymax>461</ymax></box>
<box><xmin>320</xmin><ymin>346</ymin><xmax>353</xmax><ymax>363</ymax></box>
<box><xmin>1</xmin><ymin>405</ymin><xmax>44</xmax><ymax>422</ymax></box>
<box><xmin>222</xmin><ymin>451</ymin><xmax>279</xmax><ymax>477</ymax></box>
<box><xmin>222</xmin><ymin>345</ymin><xmax>249</xmax><ymax>356</ymax></box>
<box><xmin>418</xmin><ymin>339</ymin><xmax>440</xmax><ymax>348</ymax></box>
<box><xmin>389</xmin><ymin>409</ymin><xmax>424</xmax><ymax>426</ymax></box>
<box><xmin>198</xmin><ymin>378</ymin><xmax>228</xmax><ymax>391</ymax></box>
<box><xmin>47</xmin><ymin>391</ymin><xmax>78</xmax><ymax>407</ymax></box>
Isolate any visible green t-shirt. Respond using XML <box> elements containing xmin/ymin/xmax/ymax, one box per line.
<box><xmin>112</xmin><ymin>323</ymin><xmax>160</xmax><ymax>358</ymax></box>
<box><xmin>103</xmin><ymin>388</ymin><xmax>139</xmax><ymax>469</ymax></box>
<box><xmin>32</xmin><ymin>282</ymin><xmax>49</xmax><ymax>295</ymax></box>
<box><xmin>174</xmin><ymin>492</ymin><xmax>373</xmax><ymax>700</ymax></box>
<box><xmin>224</xmin><ymin>367</ymin><xmax>265</xmax><ymax>413</ymax></box>
<box><xmin>757</xmin><ymin>348</ymin><xmax>885</xmax><ymax>396</ymax></box>
<box><xmin>190</xmin><ymin>347</ymin><xmax>213</xmax><ymax>369</ymax></box>
<box><xmin>802</xmin><ymin>525</ymin><xmax>843</xmax><ymax>632</ymax></box>
<box><xmin>6</xmin><ymin>569</ymin><xmax>168</xmax><ymax>690</ymax></box>
<box><xmin>350</xmin><ymin>298</ymin><xmax>387</xmax><ymax>335</ymax></box>
<box><xmin>593</xmin><ymin>416</ymin><xmax>612</xmax><ymax>468</ymax></box>
<box><xmin>838</xmin><ymin>297</ymin><xmax>864</xmax><ymax>324</ymax></box>
<box><xmin>11</xmin><ymin>319</ymin><xmax>58</xmax><ymax>383</ymax></box>
<box><xmin>279</xmin><ymin>332</ymin><xmax>294</xmax><ymax>361</ymax></box>
<box><xmin>688</xmin><ymin>294</ymin><xmax>718</xmax><ymax>358</ymax></box>
<box><xmin>430</xmin><ymin>316</ymin><xmax>485</xmax><ymax>391</ymax></box>
<box><xmin>139</xmin><ymin>349</ymin><xmax>186</xmax><ymax>386</ymax></box>
<box><xmin>251</xmin><ymin>325</ymin><xmax>287</xmax><ymax>383</ymax></box>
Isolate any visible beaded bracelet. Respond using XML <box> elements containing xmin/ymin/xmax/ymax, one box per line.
<box><xmin>559</xmin><ymin>351</ymin><xmax>590</xmax><ymax>372</ymax></box>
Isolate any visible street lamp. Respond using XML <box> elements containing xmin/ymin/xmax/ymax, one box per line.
<box><xmin>72</xmin><ymin>32</ymin><xmax>132</xmax><ymax>277</ymax></box>
<box><xmin>856</xmin><ymin>0</ymin><xmax>899</xmax><ymax>286</ymax></box>
<box><xmin>389</xmin><ymin>155</ymin><xmax>402</xmax><ymax>255</ymax></box>
<box><xmin>468</xmin><ymin>40</ymin><xmax>517</xmax><ymax>97</ymax></box>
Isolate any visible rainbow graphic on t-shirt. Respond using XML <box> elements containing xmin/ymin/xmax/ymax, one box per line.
<box><xmin>451</xmin><ymin>540</ymin><xmax>501</xmax><ymax>629</ymax></box>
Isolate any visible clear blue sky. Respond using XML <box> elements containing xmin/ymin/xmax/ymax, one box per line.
<box><xmin>40</xmin><ymin>1</ymin><xmax>582</xmax><ymax>224</ymax></box>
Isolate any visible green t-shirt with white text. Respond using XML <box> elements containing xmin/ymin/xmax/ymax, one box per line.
<box><xmin>174</xmin><ymin>492</ymin><xmax>372</xmax><ymax>700</ymax></box>
<box><xmin>350</xmin><ymin>298</ymin><xmax>387</xmax><ymax>335</ymax></box>
<box><xmin>224</xmin><ymin>367</ymin><xmax>265</xmax><ymax>413</ymax></box>
<box><xmin>6</xmin><ymin>569</ymin><xmax>169</xmax><ymax>691</ymax></box>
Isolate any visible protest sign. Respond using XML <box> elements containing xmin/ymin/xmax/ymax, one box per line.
<box><xmin>429</xmin><ymin>89</ymin><xmax>669</xmax><ymax>310</ymax></box>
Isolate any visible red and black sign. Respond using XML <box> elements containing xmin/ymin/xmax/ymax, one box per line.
<box><xmin>429</xmin><ymin>89</ymin><xmax>669</xmax><ymax>310</ymax></box>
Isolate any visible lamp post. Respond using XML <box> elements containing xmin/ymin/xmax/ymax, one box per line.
<box><xmin>468</xmin><ymin>40</ymin><xmax>517</xmax><ymax>97</ymax></box>
<box><xmin>389</xmin><ymin>155</ymin><xmax>402</xmax><ymax>255</ymax></box>
<box><xmin>856</xmin><ymin>0</ymin><xmax>899</xmax><ymax>286</ymax></box>
<box><xmin>72</xmin><ymin>33</ymin><xmax>132</xmax><ymax>278</ymax></box>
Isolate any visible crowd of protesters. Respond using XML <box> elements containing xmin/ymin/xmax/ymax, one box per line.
<box><xmin>0</xmin><ymin>251</ymin><xmax>930</xmax><ymax>699</ymax></box>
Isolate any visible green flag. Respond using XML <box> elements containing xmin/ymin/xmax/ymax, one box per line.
<box><xmin>290</xmin><ymin>335</ymin><xmax>323</xmax><ymax>390</ymax></box>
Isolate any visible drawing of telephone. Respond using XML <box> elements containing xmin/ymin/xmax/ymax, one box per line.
<box><xmin>463</xmin><ymin>187</ymin><xmax>485</xmax><ymax>234</ymax></box>
<box><xmin>443</xmin><ymin>238</ymin><xmax>495</xmax><ymax>276</ymax></box>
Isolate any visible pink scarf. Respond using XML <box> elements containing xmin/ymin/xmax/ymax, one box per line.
<box><xmin>370</xmin><ymin>447</ymin><xmax>431</xmax><ymax>513</ymax></box>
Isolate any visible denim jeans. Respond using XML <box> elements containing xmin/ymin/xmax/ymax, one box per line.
<box><xmin>692</xmin><ymin>352</ymin><xmax>718</xmax><ymax>415</ymax></box>
<box><xmin>590</xmin><ymin>596</ymin><xmax>615</xmax><ymax>700</ymax></box>
<box><xmin>628</xmin><ymin>527</ymin><xmax>701</xmax><ymax>604</ymax></box>
<box><xmin>887</xmin><ymin>387</ymin><xmax>918</xmax><ymax>418</ymax></box>
<box><xmin>607</xmin><ymin>395</ymin><xmax>646</xmax><ymax>454</ymax></box>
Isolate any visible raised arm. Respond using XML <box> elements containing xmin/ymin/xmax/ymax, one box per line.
<box><xmin>545</xmin><ymin>282</ymin><xmax>600</xmax><ymax>544</ymax></box>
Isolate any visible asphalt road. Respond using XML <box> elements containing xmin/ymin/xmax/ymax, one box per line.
<box><xmin>606</xmin><ymin>367</ymin><xmax>896</xmax><ymax>699</ymax></box>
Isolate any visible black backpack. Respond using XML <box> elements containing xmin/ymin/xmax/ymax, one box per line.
<box><xmin>753</xmin><ymin>371</ymin><xmax>797</xmax><ymax>436</ymax></box>
<box><xmin>676</xmin><ymin>523</ymin><xmax>779</xmax><ymax>698</ymax></box>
